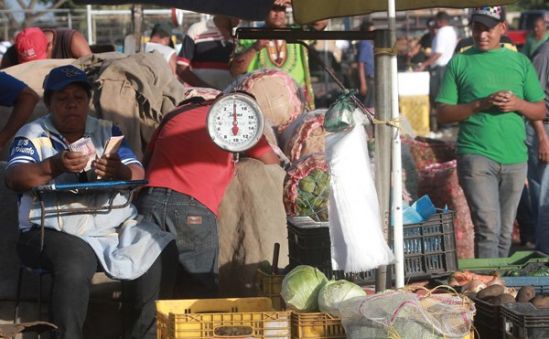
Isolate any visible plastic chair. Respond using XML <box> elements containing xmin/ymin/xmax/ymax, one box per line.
<box><xmin>12</xmin><ymin>180</ymin><xmax>147</xmax><ymax>329</ymax></box>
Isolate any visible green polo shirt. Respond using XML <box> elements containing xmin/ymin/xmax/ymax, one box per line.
<box><xmin>436</xmin><ymin>47</ymin><xmax>544</xmax><ymax>164</ymax></box>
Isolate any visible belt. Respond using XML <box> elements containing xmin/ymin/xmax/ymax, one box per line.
<box><xmin>144</xmin><ymin>186</ymin><xmax>195</xmax><ymax>201</ymax></box>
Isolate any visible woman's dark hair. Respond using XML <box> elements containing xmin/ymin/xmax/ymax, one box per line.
<box><xmin>43</xmin><ymin>82</ymin><xmax>91</xmax><ymax>106</ymax></box>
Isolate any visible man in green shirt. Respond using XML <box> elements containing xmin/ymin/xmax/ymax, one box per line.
<box><xmin>230</xmin><ymin>0</ymin><xmax>326</xmax><ymax>109</ymax></box>
<box><xmin>436</xmin><ymin>6</ymin><xmax>546</xmax><ymax>258</ymax></box>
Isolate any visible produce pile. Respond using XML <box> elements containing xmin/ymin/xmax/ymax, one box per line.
<box><xmin>283</xmin><ymin>154</ymin><xmax>329</xmax><ymax>221</ymax></box>
<box><xmin>280</xmin><ymin>265</ymin><xmax>366</xmax><ymax>315</ymax></box>
<box><xmin>449</xmin><ymin>270</ymin><xmax>549</xmax><ymax>308</ymax></box>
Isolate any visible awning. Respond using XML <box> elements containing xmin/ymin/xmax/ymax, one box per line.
<box><xmin>73</xmin><ymin>0</ymin><xmax>275</xmax><ymax>21</ymax></box>
<box><xmin>291</xmin><ymin>0</ymin><xmax>516</xmax><ymax>24</ymax></box>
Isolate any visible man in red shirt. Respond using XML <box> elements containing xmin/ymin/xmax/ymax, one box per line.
<box><xmin>136</xmin><ymin>98</ymin><xmax>278</xmax><ymax>297</ymax></box>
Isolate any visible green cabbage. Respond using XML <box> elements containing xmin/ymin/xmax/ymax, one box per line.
<box><xmin>318</xmin><ymin>279</ymin><xmax>366</xmax><ymax>316</ymax></box>
<box><xmin>281</xmin><ymin>265</ymin><xmax>328</xmax><ymax>311</ymax></box>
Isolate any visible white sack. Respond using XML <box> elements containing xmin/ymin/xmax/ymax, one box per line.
<box><xmin>325</xmin><ymin>113</ymin><xmax>394</xmax><ymax>273</ymax></box>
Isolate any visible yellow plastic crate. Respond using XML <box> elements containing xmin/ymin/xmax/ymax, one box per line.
<box><xmin>291</xmin><ymin>312</ymin><xmax>345</xmax><ymax>339</ymax></box>
<box><xmin>156</xmin><ymin>297</ymin><xmax>291</xmax><ymax>339</ymax></box>
<box><xmin>399</xmin><ymin>94</ymin><xmax>430</xmax><ymax>136</ymax></box>
<box><xmin>256</xmin><ymin>269</ymin><xmax>286</xmax><ymax>310</ymax></box>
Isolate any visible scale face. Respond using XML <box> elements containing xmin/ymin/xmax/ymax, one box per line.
<box><xmin>207</xmin><ymin>92</ymin><xmax>265</xmax><ymax>153</ymax></box>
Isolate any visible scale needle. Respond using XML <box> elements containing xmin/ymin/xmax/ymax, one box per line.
<box><xmin>232</xmin><ymin>100</ymin><xmax>239</xmax><ymax>136</ymax></box>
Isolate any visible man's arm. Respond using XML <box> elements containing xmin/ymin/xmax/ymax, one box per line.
<box><xmin>0</xmin><ymin>87</ymin><xmax>39</xmax><ymax>149</ymax></box>
<box><xmin>436</xmin><ymin>98</ymin><xmax>491</xmax><ymax>124</ymax></box>
<box><xmin>437</xmin><ymin>91</ymin><xmax>546</xmax><ymax>124</ymax></box>
<box><xmin>416</xmin><ymin>52</ymin><xmax>441</xmax><ymax>71</ymax></box>
<box><xmin>70</xmin><ymin>30</ymin><xmax>93</xmax><ymax>58</ymax></box>
<box><xmin>533</xmin><ymin>120</ymin><xmax>549</xmax><ymax>163</ymax></box>
<box><xmin>229</xmin><ymin>40</ymin><xmax>267</xmax><ymax>76</ymax></box>
<box><xmin>176</xmin><ymin>63</ymin><xmax>213</xmax><ymax>87</ymax></box>
<box><xmin>357</xmin><ymin>62</ymin><xmax>368</xmax><ymax>97</ymax></box>
<box><xmin>254</xmin><ymin>149</ymin><xmax>279</xmax><ymax>165</ymax></box>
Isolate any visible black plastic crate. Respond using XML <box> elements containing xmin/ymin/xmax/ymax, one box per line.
<box><xmin>287</xmin><ymin>212</ymin><xmax>458</xmax><ymax>283</ymax></box>
<box><xmin>470</xmin><ymin>295</ymin><xmax>505</xmax><ymax>339</ymax></box>
<box><xmin>502</xmin><ymin>302</ymin><xmax>549</xmax><ymax>339</ymax></box>
<box><xmin>287</xmin><ymin>216</ymin><xmax>333</xmax><ymax>277</ymax></box>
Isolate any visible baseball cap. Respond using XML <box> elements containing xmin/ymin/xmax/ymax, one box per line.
<box><xmin>43</xmin><ymin>65</ymin><xmax>91</xmax><ymax>92</ymax></box>
<box><xmin>471</xmin><ymin>6</ymin><xmax>506</xmax><ymax>28</ymax></box>
<box><xmin>15</xmin><ymin>27</ymin><xmax>48</xmax><ymax>63</ymax></box>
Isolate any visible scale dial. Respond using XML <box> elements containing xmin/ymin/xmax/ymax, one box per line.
<box><xmin>207</xmin><ymin>92</ymin><xmax>265</xmax><ymax>153</ymax></box>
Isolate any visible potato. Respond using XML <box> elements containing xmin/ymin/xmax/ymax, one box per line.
<box><xmin>477</xmin><ymin>284</ymin><xmax>505</xmax><ymax>299</ymax></box>
<box><xmin>516</xmin><ymin>286</ymin><xmax>536</xmax><ymax>303</ymax></box>
<box><xmin>483</xmin><ymin>294</ymin><xmax>516</xmax><ymax>305</ymax></box>
<box><xmin>531</xmin><ymin>295</ymin><xmax>549</xmax><ymax>309</ymax></box>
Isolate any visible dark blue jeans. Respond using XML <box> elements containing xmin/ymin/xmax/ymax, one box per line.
<box><xmin>135</xmin><ymin>187</ymin><xmax>219</xmax><ymax>298</ymax></box>
<box><xmin>17</xmin><ymin>228</ymin><xmax>177</xmax><ymax>339</ymax></box>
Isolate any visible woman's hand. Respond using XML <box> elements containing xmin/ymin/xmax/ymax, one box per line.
<box><xmin>94</xmin><ymin>153</ymin><xmax>123</xmax><ymax>180</ymax></box>
<box><xmin>56</xmin><ymin>150</ymin><xmax>89</xmax><ymax>173</ymax></box>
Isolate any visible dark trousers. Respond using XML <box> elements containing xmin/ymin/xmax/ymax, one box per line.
<box><xmin>135</xmin><ymin>187</ymin><xmax>219</xmax><ymax>298</ymax></box>
<box><xmin>17</xmin><ymin>228</ymin><xmax>177</xmax><ymax>339</ymax></box>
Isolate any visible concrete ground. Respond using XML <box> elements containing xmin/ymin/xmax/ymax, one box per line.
<box><xmin>0</xmin><ymin>273</ymin><xmax>124</xmax><ymax>339</ymax></box>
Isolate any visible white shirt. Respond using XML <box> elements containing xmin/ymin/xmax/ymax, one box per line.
<box><xmin>432</xmin><ymin>25</ymin><xmax>457</xmax><ymax>67</ymax></box>
<box><xmin>144</xmin><ymin>42</ymin><xmax>176</xmax><ymax>63</ymax></box>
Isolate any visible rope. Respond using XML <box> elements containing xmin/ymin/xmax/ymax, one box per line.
<box><xmin>372</xmin><ymin>117</ymin><xmax>401</xmax><ymax>129</ymax></box>
<box><xmin>375</xmin><ymin>46</ymin><xmax>398</xmax><ymax>56</ymax></box>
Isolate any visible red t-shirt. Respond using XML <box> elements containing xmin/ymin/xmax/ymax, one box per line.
<box><xmin>145</xmin><ymin>104</ymin><xmax>272</xmax><ymax>215</ymax></box>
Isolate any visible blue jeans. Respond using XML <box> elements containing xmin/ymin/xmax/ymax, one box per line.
<box><xmin>457</xmin><ymin>154</ymin><xmax>527</xmax><ymax>258</ymax></box>
<box><xmin>17</xmin><ymin>228</ymin><xmax>177</xmax><ymax>339</ymax></box>
<box><xmin>526</xmin><ymin>122</ymin><xmax>549</xmax><ymax>254</ymax></box>
<box><xmin>135</xmin><ymin>187</ymin><xmax>219</xmax><ymax>298</ymax></box>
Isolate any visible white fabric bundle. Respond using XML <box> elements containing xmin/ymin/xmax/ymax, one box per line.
<box><xmin>325</xmin><ymin>113</ymin><xmax>394</xmax><ymax>273</ymax></box>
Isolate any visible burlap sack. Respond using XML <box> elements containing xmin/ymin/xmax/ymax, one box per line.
<box><xmin>227</xmin><ymin>69</ymin><xmax>306</xmax><ymax>133</ymax></box>
<box><xmin>279</xmin><ymin>109</ymin><xmax>327</xmax><ymax>162</ymax></box>
<box><xmin>217</xmin><ymin>159</ymin><xmax>287</xmax><ymax>297</ymax></box>
<box><xmin>418</xmin><ymin>160</ymin><xmax>475</xmax><ymax>259</ymax></box>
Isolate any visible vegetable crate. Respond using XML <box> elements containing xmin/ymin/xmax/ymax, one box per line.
<box><xmin>470</xmin><ymin>295</ymin><xmax>504</xmax><ymax>339</ymax></box>
<box><xmin>287</xmin><ymin>211</ymin><xmax>458</xmax><ymax>283</ymax></box>
<box><xmin>459</xmin><ymin>251</ymin><xmax>549</xmax><ymax>274</ymax></box>
<box><xmin>503</xmin><ymin>276</ymin><xmax>549</xmax><ymax>294</ymax></box>
<box><xmin>156</xmin><ymin>297</ymin><xmax>291</xmax><ymax>338</ymax></box>
<box><xmin>256</xmin><ymin>268</ymin><xmax>286</xmax><ymax>310</ymax></box>
<box><xmin>501</xmin><ymin>303</ymin><xmax>549</xmax><ymax>339</ymax></box>
<box><xmin>291</xmin><ymin>312</ymin><xmax>345</xmax><ymax>339</ymax></box>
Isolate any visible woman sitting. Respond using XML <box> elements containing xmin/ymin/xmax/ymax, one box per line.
<box><xmin>5</xmin><ymin>65</ymin><xmax>176</xmax><ymax>339</ymax></box>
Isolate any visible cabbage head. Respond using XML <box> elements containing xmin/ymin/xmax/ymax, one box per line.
<box><xmin>318</xmin><ymin>279</ymin><xmax>366</xmax><ymax>316</ymax></box>
<box><xmin>281</xmin><ymin>265</ymin><xmax>328</xmax><ymax>311</ymax></box>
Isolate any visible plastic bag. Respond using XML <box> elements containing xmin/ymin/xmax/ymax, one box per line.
<box><xmin>325</xmin><ymin>111</ymin><xmax>394</xmax><ymax>273</ymax></box>
<box><xmin>324</xmin><ymin>91</ymin><xmax>357</xmax><ymax>132</ymax></box>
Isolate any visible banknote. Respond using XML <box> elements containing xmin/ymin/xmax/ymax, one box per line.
<box><xmin>68</xmin><ymin>137</ymin><xmax>96</xmax><ymax>171</ymax></box>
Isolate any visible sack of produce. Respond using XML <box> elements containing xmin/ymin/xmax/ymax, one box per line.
<box><xmin>418</xmin><ymin>160</ymin><xmax>475</xmax><ymax>259</ymax></box>
<box><xmin>226</xmin><ymin>69</ymin><xmax>306</xmax><ymax>132</ymax></box>
<box><xmin>279</xmin><ymin>109</ymin><xmax>327</xmax><ymax>162</ymax></box>
<box><xmin>338</xmin><ymin>289</ymin><xmax>475</xmax><ymax>339</ymax></box>
<box><xmin>283</xmin><ymin>153</ymin><xmax>329</xmax><ymax>221</ymax></box>
<box><xmin>318</xmin><ymin>279</ymin><xmax>366</xmax><ymax>316</ymax></box>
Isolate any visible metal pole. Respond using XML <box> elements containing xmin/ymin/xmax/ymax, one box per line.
<box><xmin>132</xmin><ymin>5</ymin><xmax>143</xmax><ymax>53</ymax></box>
<box><xmin>68</xmin><ymin>11</ymin><xmax>72</xmax><ymax>30</ymax></box>
<box><xmin>86</xmin><ymin>5</ymin><xmax>93</xmax><ymax>45</ymax></box>
<box><xmin>373</xmin><ymin>28</ymin><xmax>392</xmax><ymax>292</ymax></box>
<box><xmin>388</xmin><ymin>0</ymin><xmax>404</xmax><ymax>289</ymax></box>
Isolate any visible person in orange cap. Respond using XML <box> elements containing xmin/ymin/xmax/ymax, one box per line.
<box><xmin>1</xmin><ymin>27</ymin><xmax>92</xmax><ymax>69</ymax></box>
